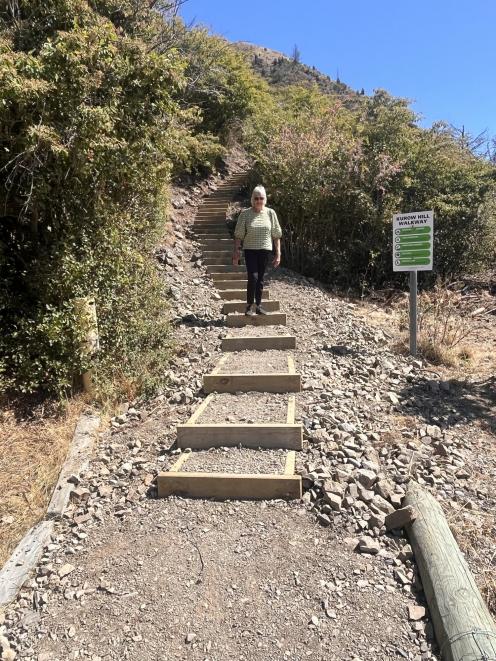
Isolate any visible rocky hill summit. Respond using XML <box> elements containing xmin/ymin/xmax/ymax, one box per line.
<box><xmin>234</xmin><ymin>40</ymin><xmax>359</xmax><ymax>97</ymax></box>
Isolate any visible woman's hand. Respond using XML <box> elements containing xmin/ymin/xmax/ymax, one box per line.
<box><xmin>232</xmin><ymin>249</ymin><xmax>240</xmax><ymax>265</ymax></box>
<box><xmin>272</xmin><ymin>253</ymin><xmax>281</xmax><ymax>268</ymax></box>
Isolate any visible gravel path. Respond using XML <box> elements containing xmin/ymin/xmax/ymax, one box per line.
<box><xmin>183</xmin><ymin>448</ymin><xmax>286</xmax><ymax>473</ymax></box>
<box><xmin>197</xmin><ymin>393</ymin><xmax>289</xmax><ymax>424</ymax></box>
<box><xmin>219</xmin><ymin>350</ymin><xmax>289</xmax><ymax>374</ymax></box>
<box><xmin>3</xmin><ymin>169</ymin><xmax>495</xmax><ymax>660</ymax></box>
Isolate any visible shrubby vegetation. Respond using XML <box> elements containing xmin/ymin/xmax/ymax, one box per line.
<box><xmin>244</xmin><ymin>86</ymin><xmax>496</xmax><ymax>289</ymax></box>
<box><xmin>0</xmin><ymin>1</ymin><xmax>265</xmax><ymax>397</ymax></box>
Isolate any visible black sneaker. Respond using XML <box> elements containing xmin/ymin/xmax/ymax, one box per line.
<box><xmin>256</xmin><ymin>305</ymin><xmax>268</xmax><ymax>315</ymax></box>
<box><xmin>245</xmin><ymin>305</ymin><xmax>256</xmax><ymax>316</ymax></box>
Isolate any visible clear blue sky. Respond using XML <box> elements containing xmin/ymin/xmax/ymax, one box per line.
<box><xmin>180</xmin><ymin>0</ymin><xmax>496</xmax><ymax>140</ymax></box>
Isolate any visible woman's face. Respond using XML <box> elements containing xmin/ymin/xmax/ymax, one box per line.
<box><xmin>253</xmin><ymin>194</ymin><xmax>266</xmax><ymax>212</ymax></box>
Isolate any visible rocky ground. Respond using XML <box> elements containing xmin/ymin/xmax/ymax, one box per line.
<box><xmin>1</xmin><ymin>164</ymin><xmax>494</xmax><ymax>661</ymax></box>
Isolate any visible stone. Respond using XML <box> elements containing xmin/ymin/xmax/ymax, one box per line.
<box><xmin>58</xmin><ymin>563</ymin><xmax>76</xmax><ymax>579</ymax></box>
<box><xmin>323</xmin><ymin>493</ymin><xmax>342</xmax><ymax>512</ymax></box>
<box><xmin>317</xmin><ymin>512</ymin><xmax>332</xmax><ymax>527</ymax></box>
<box><xmin>70</xmin><ymin>488</ymin><xmax>90</xmax><ymax>503</ymax></box>
<box><xmin>426</xmin><ymin>425</ymin><xmax>442</xmax><ymax>439</ymax></box>
<box><xmin>385</xmin><ymin>506</ymin><xmax>417</xmax><ymax>531</ymax></box>
<box><xmin>357</xmin><ymin>469</ymin><xmax>377</xmax><ymax>489</ymax></box>
<box><xmin>373</xmin><ymin>494</ymin><xmax>395</xmax><ymax>514</ymax></box>
<box><xmin>310</xmin><ymin>615</ymin><xmax>320</xmax><ymax>627</ymax></box>
<box><xmin>408</xmin><ymin>604</ymin><xmax>426</xmax><ymax>621</ymax></box>
<box><xmin>185</xmin><ymin>633</ymin><xmax>197</xmax><ymax>644</ymax></box>
<box><xmin>357</xmin><ymin>537</ymin><xmax>380</xmax><ymax>555</ymax></box>
<box><xmin>388</xmin><ymin>392</ymin><xmax>399</xmax><ymax>404</ymax></box>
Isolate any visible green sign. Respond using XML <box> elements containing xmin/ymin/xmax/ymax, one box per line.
<box><xmin>393</xmin><ymin>211</ymin><xmax>433</xmax><ymax>272</ymax></box>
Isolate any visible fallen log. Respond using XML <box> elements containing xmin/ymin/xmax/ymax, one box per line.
<box><xmin>404</xmin><ymin>481</ymin><xmax>496</xmax><ymax>661</ymax></box>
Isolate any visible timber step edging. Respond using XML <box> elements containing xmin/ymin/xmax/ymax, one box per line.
<box><xmin>203</xmin><ymin>372</ymin><xmax>301</xmax><ymax>394</ymax></box>
<box><xmin>221</xmin><ymin>289</ymin><xmax>270</xmax><ymax>300</ymax></box>
<box><xmin>177</xmin><ymin>423</ymin><xmax>303</xmax><ymax>450</ymax></box>
<box><xmin>157</xmin><ymin>471</ymin><xmax>302</xmax><ymax>500</ymax></box>
<box><xmin>221</xmin><ymin>335</ymin><xmax>296</xmax><ymax>351</ymax></box>
<box><xmin>206</xmin><ymin>265</ymin><xmax>245</xmax><ymax>273</ymax></box>
<box><xmin>215</xmin><ymin>280</ymin><xmax>248</xmax><ymax>290</ymax></box>
<box><xmin>222</xmin><ymin>300</ymin><xmax>280</xmax><ymax>314</ymax></box>
<box><xmin>226</xmin><ymin>312</ymin><xmax>286</xmax><ymax>327</ymax></box>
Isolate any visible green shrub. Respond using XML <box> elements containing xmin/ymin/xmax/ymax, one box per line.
<box><xmin>245</xmin><ymin>86</ymin><xmax>496</xmax><ymax>289</ymax></box>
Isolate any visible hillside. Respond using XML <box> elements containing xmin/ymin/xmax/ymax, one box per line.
<box><xmin>234</xmin><ymin>40</ymin><xmax>358</xmax><ymax>97</ymax></box>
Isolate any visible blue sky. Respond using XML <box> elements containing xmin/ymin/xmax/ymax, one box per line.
<box><xmin>180</xmin><ymin>0</ymin><xmax>496</xmax><ymax>140</ymax></box>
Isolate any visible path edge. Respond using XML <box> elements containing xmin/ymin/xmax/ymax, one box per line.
<box><xmin>0</xmin><ymin>411</ymin><xmax>100</xmax><ymax>608</ymax></box>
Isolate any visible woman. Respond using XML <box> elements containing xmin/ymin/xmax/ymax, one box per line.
<box><xmin>233</xmin><ymin>185</ymin><xmax>282</xmax><ymax>316</ymax></box>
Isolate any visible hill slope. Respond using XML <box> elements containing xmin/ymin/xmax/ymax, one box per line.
<box><xmin>234</xmin><ymin>40</ymin><xmax>359</xmax><ymax>97</ymax></box>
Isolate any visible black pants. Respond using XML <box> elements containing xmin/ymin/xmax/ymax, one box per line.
<box><xmin>244</xmin><ymin>249</ymin><xmax>271</xmax><ymax>306</ymax></box>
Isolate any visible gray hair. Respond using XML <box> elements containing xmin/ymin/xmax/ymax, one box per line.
<box><xmin>251</xmin><ymin>185</ymin><xmax>267</xmax><ymax>205</ymax></box>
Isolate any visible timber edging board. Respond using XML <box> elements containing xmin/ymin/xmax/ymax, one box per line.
<box><xmin>222</xmin><ymin>301</ymin><xmax>280</xmax><ymax>314</ymax></box>
<box><xmin>203</xmin><ymin>373</ymin><xmax>301</xmax><ymax>393</ymax></box>
<box><xmin>177</xmin><ymin>423</ymin><xmax>303</xmax><ymax>449</ymax></box>
<box><xmin>221</xmin><ymin>335</ymin><xmax>296</xmax><ymax>351</ymax></box>
<box><xmin>226</xmin><ymin>312</ymin><xmax>286</xmax><ymax>327</ymax></box>
<box><xmin>221</xmin><ymin>289</ymin><xmax>270</xmax><ymax>300</ymax></box>
<box><xmin>157</xmin><ymin>472</ymin><xmax>302</xmax><ymax>500</ymax></box>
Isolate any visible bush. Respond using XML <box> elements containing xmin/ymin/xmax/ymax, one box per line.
<box><xmin>244</xmin><ymin>86</ymin><xmax>496</xmax><ymax>290</ymax></box>
<box><xmin>0</xmin><ymin>2</ymin><xmax>223</xmax><ymax>397</ymax></box>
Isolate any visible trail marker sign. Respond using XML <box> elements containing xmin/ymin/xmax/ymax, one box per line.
<box><xmin>393</xmin><ymin>211</ymin><xmax>433</xmax><ymax>272</ymax></box>
<box><xmin>392</xmin><ymin>210</ymin><xmax>434</xmax><ymax>357</ymax></box>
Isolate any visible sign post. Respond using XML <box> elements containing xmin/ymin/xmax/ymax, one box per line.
<box><xmin>393</xmin><ymin>211</ymin><xmax>434</xmax><ymax>356</ymax></box>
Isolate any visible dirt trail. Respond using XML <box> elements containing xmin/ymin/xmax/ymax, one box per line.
<box><xmin>2</xmin><ymin>168</ymin><xmax>494</xmax><ymax>660</ymax></box>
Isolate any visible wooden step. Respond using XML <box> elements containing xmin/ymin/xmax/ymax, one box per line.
<box><xmin>222</xmin><ymin>300</ymin><xmax>280</xmax><ymax>314</ymax></box>
<box><xmin>220</xmin><ymin>289</ymin><xmax>270</xmax><ymax>300</ymax></box>
<box><xmin>199</xmin><ymin>243</ymin><xmax>233</xmax><ymax>251</ymax></box>
<box><xmin>199</xmin><ymin>239</ymin><xmax>232</xmax><ymax>245</ymax></box>
<box><xmin>193</xmin><ymin>230</ymin><xmax>234</xmax><ymax>237</ymax></box>
<box><xmin>206</xmin><ymin>264</ymin><xmax>245</xmax><ymax>273</ymax></box>
<box><xmin>226</xmin><ymin>312</ymin><xmax>286</xmax><ymax>327</ymax></box>
<box><xmin>193</xmin><ymin>221</ymin><xmax>227</xmax><ymax>227</ymax></box>
<box><xmin>203</xmin><ymin>258</ymin><xmax>235</xmax><ymax>266</ymax></box>
<box><xmin>177</xmin><ymin>423</ymin><xmax>302</xmax><ymax>450</ymax></box>
<box><xmin>215</xmin><ymin>279</ymin><xmax>248</xmax><ymax>290</ymax></box>
<box><xmin>202</xmin><ymin>250</ymin><xmax>232</xmax><ymax>257</ymax></box>
<box><xmin>203</xmin><ymin>371</ymin><xmax>300</xmax><ymax>393</ymax></box>
<box><xmin>158</xmin><ymin>468</ymin><xmax>301</xmax><ymax>500</ymax></box>
<box><xmin>222</xmin><ymin>335</ymin><xmax>296</xmax><ymax>351</ymax></box>
<box><xmin>211</xmin><ymin>272</ymin><xmax>246</xmax><ymax>281</ymax></box>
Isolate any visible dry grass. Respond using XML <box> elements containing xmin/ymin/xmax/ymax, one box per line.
<box><xmin>445</xmin><ymin>504</ymin><xmax>496</xmax><ymax>616</ymax></box>
<box><xmin>0</xmin><ymin>397</ymin><xmax>86</xmax><ymax>567</ymax></box>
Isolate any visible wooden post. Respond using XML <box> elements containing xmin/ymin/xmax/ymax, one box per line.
<box><xmin>74</xmin><ymin>296</ymin><xmax>99</xmax><ymax>395</ymax></box>
<box><xmin>404</xmin><ymin>481</ymin><xmax>496</xmax><ymax>661</ymax></box>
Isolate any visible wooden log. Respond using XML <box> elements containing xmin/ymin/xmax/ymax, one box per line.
<box><xmin>47</xmin><ymin>412</ymin><xmax>100</xmax><ymax>519</ymax></box>
<box><xmin>157</xmin><ymin>472</ymin><xmax>302</xmax><ymax>500</ymax></box>
<box><xmin>203</xmin><ymin>372</ymin><xmax>301</xmax><ymax>394</ymax></box>
<box><xmin>404</xmin><ymin>481</ymin><xmax>496</xmax><ymax>661</ymax></box>
<box><xmin>226</xmin><ymin>312</ymin><xmax>286</xmax><ymax>327</ymax></box>
<box><xmin>177</xmin><ymin>423</ymin><xmax>303</xmax><ymax>449</ymax></box>
<box><xmin>0</xmin><ymin>521</ymin><xmax>54</xmax><ymax>606</ymax></box>
<box><xmin>74</xmin><ymin>296</ymin><xmax>99</xmax><ymax>395</ymax></box>
<box><xmin>221</xmin><ymin>335</ymin><xmax>296</xmax><ymax>351</ymax></box>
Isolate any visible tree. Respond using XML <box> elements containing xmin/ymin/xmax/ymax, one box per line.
<box><xmin>291</xmin><ymin>44</ymin><xmax>301</xmax><ymax>64</ymax></box>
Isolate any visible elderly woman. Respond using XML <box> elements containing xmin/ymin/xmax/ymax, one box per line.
<box><xmin>233</xmin><ymin>185</ymin><xmax>282</xmax><ymax>316</ymax></box>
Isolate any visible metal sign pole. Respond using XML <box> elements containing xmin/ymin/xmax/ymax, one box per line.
<box><xmin>409</xmin><ymin>270</ymin><xmax>417</xmax><ymax>356</ymax></box>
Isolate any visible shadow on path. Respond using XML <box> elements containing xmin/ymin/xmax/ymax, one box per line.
<box><xmin>398</xmin><ymin>374</ymin><xmax>496</xmax><ymax>434</ymax></box>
